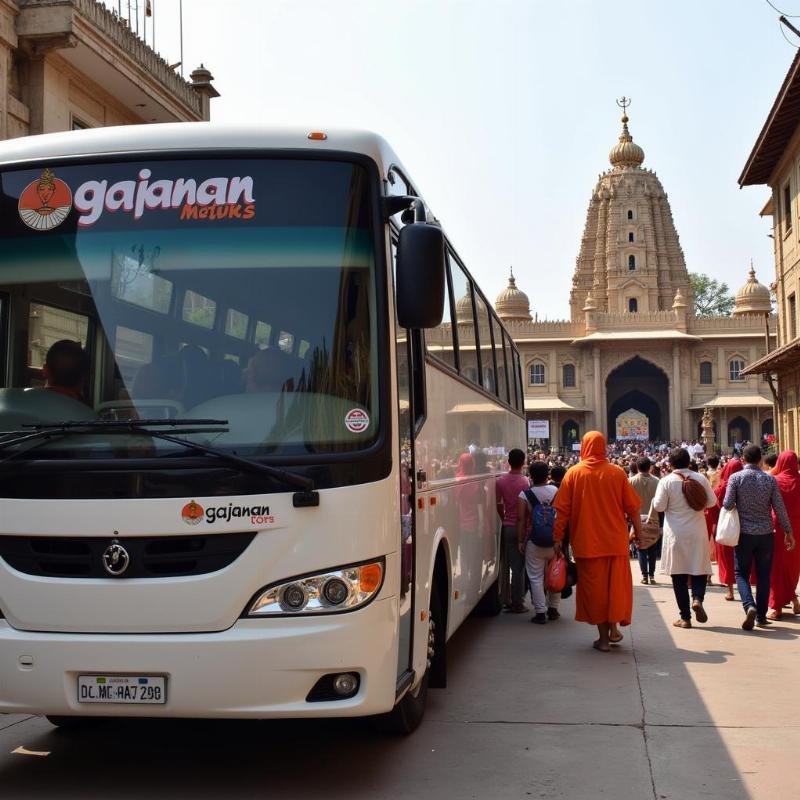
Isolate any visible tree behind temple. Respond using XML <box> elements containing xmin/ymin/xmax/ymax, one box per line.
<box><xmin>689</xmin><ymin>272</ymin><xmax>735</xmax><ymax>317</ymax></box>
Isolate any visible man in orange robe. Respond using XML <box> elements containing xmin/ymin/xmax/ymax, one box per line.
<box><xmin>553</xmin><ymin>431</ymin><xmax>643</xmax><ymax>651</ymax></box>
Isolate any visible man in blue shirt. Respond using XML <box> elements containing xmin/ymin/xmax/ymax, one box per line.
<box><xmin>723</xmin><ymin>445</ymin><xmax>794</xmax><ymax>630</ymax></box>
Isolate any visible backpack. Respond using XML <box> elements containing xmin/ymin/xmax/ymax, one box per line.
<box><xmin>524</xmin><ymin>488</ymin><xmax>556</xmax><ymax>547</ymax></box>
<box><xmin>680</xmin><ymin>472</ymin><xmax>708</xmax><ymax>511</ymax></box>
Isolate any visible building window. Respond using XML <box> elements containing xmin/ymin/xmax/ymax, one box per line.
<box><xmin>628</xmin><ymin>232</ymin><xmax>634</xmax><ymax>242</ymax></box>
<box><xmin>562</xmin><ymin>363</ymin><xmax>576</xmax><ymax>387</ymax></box>
<box><xmin>628</xmin><ymin>298</ymin><xmax>638</xmax><ymax>313</ymax></box>
<box><xmin>699</xmin><ymin>361</ymin><xmax>712</xmax><ymax>384</ymax></box>
<box><xmin>72</xmin><ymin>117</ymin><xmax>90</xmax><ymax>131</ymax></box>
<box><xmin>784</xmin><ymin>182</ymin><xmax>792</xmax><ymax>233</ymax></box>
<box><xmin>628</xmin><ymin>255</ymin><xmax>636</xmax><ymax>270</ymax></box>
<box><xmin>729</xmin><ymin>358</ymin><xmax>745</xmax><ymax>382</ymax></box>
<box><xmin>529</xmin><ymin>362</ymin><xmax>545</xmax><ymax>385</ymax></box>
<box><xmin>790</xmin><ymin>293</ymin><xmax>797</xmax><ymax>340</ymax></box>
<box><xmin>627</xmin><ymin>209</ymin><xmax>634</xmax><ymax>220</ymax></box>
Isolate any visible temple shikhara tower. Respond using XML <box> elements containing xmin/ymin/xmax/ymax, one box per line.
<box><xmin>496</xmin><ymin>101</ymin><xmax>777</xmax><ymax>449</ymax></box>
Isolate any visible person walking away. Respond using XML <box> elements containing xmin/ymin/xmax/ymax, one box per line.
<box><xmin>723</xmin><ymin>445</ymin><xmax>794</xmax><ymax>630</ymax></box>
<box><xmin>630</xmin><ymin>457</ymin><xmax>660</xmax><ymax>584</ymax></box>
<box><xmin>496</xmin><ymin>449</ymin><xmax>530</xmax><ymax>613</ymax></box>
<box><xmin>552</xmin><ymin>432</ymin><xmax>643</xmax><ymax>651</ymax></box>
<box><xmin>516</xmin><ymin>461</ymin><xmax>560</xmax><ymax>624</ymax></box>
<box><xmin>653</xmin><ymin>448</ymin><xmax>717</xmax><ymax>628</ymax></box>
<box><xmin>703</xmin><ymin>455</ymin><xmax>722</xmax><ymax>585</ymax></box>
<box><xmin>714</xmin><ymin>458</ymin><xmax>743</xmax><ymax>600</ymax></box>
<box><xmin>767</xmin><ymin>451</ymin><xmax>800</xmax><ymax>620</ymax></box>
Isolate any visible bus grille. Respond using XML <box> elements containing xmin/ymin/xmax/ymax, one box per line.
<box><xmin>0</xmin><ymin>533</ymin><xmax>256</xmax><ymax>579</ymax></box>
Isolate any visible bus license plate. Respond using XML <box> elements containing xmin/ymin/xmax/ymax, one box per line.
<box><xmin>78</xmin><ymin>675</ymin><xmax>166</xmax><ymax>704</ymax></box>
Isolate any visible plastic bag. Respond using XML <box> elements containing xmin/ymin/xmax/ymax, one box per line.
<box><xmin>715</xmin><ymin>506</ymin><xmax>740</xmax><ymax>547</ymax></box>
<box><xmin>545</xmin><ymin>553</ymin><xmax>567</xmax><ymax>594</ymax></box>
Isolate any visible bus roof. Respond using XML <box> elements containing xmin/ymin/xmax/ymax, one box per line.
<box><xmin>0</xmin><ymin>123</ymin><xmax>403</xmax><ymax>175</ymax></box>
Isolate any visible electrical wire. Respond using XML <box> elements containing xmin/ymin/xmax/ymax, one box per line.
<box><xmin>766</xmin><ymin>0</ymin><xmax>800</xmax><ymax>17</ymax></box>
<box><xmin>781</xmin><ymin>22</ymin><xmax>800</xmax><ymax>46</ymax></box>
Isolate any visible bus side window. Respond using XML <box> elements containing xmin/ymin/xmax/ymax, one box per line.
<box><xmin>473</xmin><ymin>292</ymin><xmax>496</xmax><ymax>394</ymax></box>
<box><xmin>424</xmin><ymin>254</ymin><xmax>456</xmax><ymax>371</ymax></box>
<box><xmin>449</xmin><ymin>257</ymin><xmax>480</xmax><ymax>388</ymax></box>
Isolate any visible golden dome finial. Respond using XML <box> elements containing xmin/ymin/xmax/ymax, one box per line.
<box><xmin>610</xmin><ymin>97</ymin><xmax>644</xmax><ymax>168</ymax></box>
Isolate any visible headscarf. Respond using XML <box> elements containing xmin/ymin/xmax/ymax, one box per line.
<box><xmin>715</xmin><ymin>457</ymin><xmax>743</xmax><ymax>506</ymax></box>
<box><xmin>579</xmin><ymin>431</ymin><xmax>608</xmax><ymax>468</ymax></box>
<box><xmin>772</xmin><ymin>451</ymin><xmax>800</xmax><ymax>536</ymax></box>
<box><xmin>456</xmin><ymin>452</ymin><xmax>475</xmax><ymax>478</ymax></box>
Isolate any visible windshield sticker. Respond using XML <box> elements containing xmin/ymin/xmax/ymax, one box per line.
<box><xmin>344</xmin><ymin>408</ymin><xmax>370</xmax><ymax>434</ymax></box>
<box><xmin>181</xmin><ymin>499</ymin><xmax>275</xmax><ymax>526</ymax></box>
<box><xmin>73</xmin><ymin>170</ymin><xmax>256</xmax><ymax>227</ymax></box>
<box><xmin>18</xmin><ymin>169</ymin><xmax>73</xmax><ymax>231</ymax></box>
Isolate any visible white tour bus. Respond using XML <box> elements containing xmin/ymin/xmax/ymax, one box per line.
<box><xmin>0</xmin><ymin>125</ymin><xmax>525</xmax><ymax>733</ymax></box>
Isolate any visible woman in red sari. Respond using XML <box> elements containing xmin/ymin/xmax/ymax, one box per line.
<box><xmin>714</xmin><ymin>458</ymin><xmax>743</xmax><ymax>601</ymax></box>
<box><xmin>768</xmin><ymin>451</ymin><xmax>800</xmax><ymax>619</ymax></box>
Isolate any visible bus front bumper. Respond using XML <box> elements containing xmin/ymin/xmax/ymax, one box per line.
<box><xmin>0</xmin><ymin>597</ymin><xmax>399</xmax><ymax>718</ymax></box>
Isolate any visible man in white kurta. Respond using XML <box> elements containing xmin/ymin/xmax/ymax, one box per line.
<box><xmin>653</xmin><ymin>447</ymin><xmax>717</xmax><ymax>628</ymax></box>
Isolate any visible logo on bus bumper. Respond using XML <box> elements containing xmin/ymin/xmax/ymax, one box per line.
<box><xmin>102</xmin><ymin>541</ymin><xmax>130</xmax><ymax>577</ymax></box>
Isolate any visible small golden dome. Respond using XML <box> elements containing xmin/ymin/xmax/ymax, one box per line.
<box><xmin>609</xmin><ymin>114</ymin><xmax>645</xmax><ymax>169</ymax></box>
<box><xmin>456</xmin><ymin>291</ymin><xmax>474</xmax><ymax>324</ymax></box>
<box><xmin>733</xmin><ymin>264</ymin><xmax>771</xmax><ymax>316</ymax></box>
<box><xmin>495</xmin><ymin>269</ymin><xmax>532</xmax><ymax>322</ymax></box>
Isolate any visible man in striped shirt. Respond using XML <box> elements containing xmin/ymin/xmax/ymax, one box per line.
<box><xmin>722</xmin><ymin>445</ymin><xmax>794</xmax><ymax>630</ymax></box>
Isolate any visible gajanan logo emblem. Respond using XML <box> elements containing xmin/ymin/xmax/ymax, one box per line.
<box><xmin>18</xmin><ymin>169</ymin><xmax>73</xmax><ymax>231</ymax></box>
<box><xmin>181</xmin><ymin>500</ymin><xmax>204</xmax><ymax>526</ymax></box>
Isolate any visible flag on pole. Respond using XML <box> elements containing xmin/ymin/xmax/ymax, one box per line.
<box><xmin>145</xmin><ymin>0</ymin><xmax>152</xmax><ymax>17</ymax></box>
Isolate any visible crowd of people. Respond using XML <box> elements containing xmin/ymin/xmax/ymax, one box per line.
<box><xmin>498</xmin><ymin>432</ymin><xmax>800</xmax><ymax>650</ymax></box>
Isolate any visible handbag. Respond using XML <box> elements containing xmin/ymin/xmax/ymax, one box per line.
<box><xmin>636</xmin><ymin>505</ymin><xmax>662</xmax><ymax>550</ymax></box>
<box><xmin>715</xmin><ymin>506</ymin><xmax>740</xmax><ymax>547</ymax></box>
<box><xmin>545</xmin><ymin>553</ymin><xmax>567</xmax><ymax>594</ymax></box>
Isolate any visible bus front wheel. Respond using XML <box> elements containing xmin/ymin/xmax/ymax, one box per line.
<box><xmin>375</xmin><ymin>580</ymin><xmax>444</xmax><ymax>734</ymax></box>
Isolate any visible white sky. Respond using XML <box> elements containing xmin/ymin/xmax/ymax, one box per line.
<box><xmin>110</xmin><ymin>0</ymin><xmax>797</xmax><ymax>319</ymax></box>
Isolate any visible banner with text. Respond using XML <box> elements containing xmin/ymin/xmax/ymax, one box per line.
<box><xmin>528</xmin><ymin>419</ymin><xmax>550</xmax><ymax>440</ymax></box>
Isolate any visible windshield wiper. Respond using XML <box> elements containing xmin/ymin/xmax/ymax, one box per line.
<box><xmin>0</xmin><ymin>419</ymin><xmax>320</xmax><ymax>508</ymax></box>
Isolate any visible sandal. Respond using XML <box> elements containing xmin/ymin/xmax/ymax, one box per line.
<box><xmin>592</xmin><ymin>640</ymin><xmax>611</xmax><ymax>652</ymax></box>
<box><xmin>609</xmin><ymin>631</ymin><xmax>624</xmax><ymax>644</ymax></box>
<box><xmin>767</xmin><ymin>610</ymin><xmax>782</xmax><ymax>621</ymax></box>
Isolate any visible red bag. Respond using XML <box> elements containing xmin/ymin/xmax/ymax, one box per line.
<box><xmin>681</xmin><ymin>473</ymin><xmax>708</xmax><ymax>511</ymax></box>
<box><xmin>545</xmin><ymin>553</ymin><xmax>567</xmax><ymax>594</ymax></box>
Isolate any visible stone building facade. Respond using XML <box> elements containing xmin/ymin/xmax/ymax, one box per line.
<box><xmin>0</xmin><ymin>0</ymin><xmax>218</xmax><ymax>141</ymax></box>
<box><xmin>495</xmin><ymin>110</ymin><xmax>776</xmax><ymax>451</ymax></box>
<box><xmin>739</xmin><ymin>48</ymin><xmax>800</xmax><ymax>451</ymax></box>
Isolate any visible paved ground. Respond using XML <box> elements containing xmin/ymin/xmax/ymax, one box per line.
<box><xmin>1</xmin><ymin>568</ymin><xmax>799</xmax><ymax>799</ymax></box>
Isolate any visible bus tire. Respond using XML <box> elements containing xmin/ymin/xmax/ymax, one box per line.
<box><xmin>374</xmin><ymin>580</ymin><xmax>444</xmax><ymax>734</ymax></box>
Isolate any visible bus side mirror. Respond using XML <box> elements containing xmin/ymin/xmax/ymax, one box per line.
<box><xmin>396</xmin><ymin>224</ymin><xmax>445</xmax><ymax>329</ymax></box>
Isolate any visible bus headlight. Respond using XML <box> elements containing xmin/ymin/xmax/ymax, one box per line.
<box><xmin>245</xmin><ymin>559</ymin><xmax>385</xmax><ymax>617</ymax></box>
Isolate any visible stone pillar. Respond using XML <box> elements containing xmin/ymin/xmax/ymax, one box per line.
<box><xmin>593</xmin><ymin>347</ymin><xmax>602</xmax><ymax>434</ymax></box>
<box><xmin>672</xmin><ymin>344</ymin><xmax>682</xmax><ymax>439</ymax></box>
<box><xmin>0</xmin><ymin>0</ymin><xmax>19</xmax><ymax>142</ymax></box>
<box><xmin>752</xmin><ymin>407</ymin><xmax>760</xmax><ymax>446</ymax></box>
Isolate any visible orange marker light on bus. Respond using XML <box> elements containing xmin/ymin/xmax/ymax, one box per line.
<box><xmin>359</xmin><ymin>563</ymin><xmax>383</xmax><ymax>594</ymax></box>
<box><xmin>307</xmin><ymin>131</ymin><xmax>328</xmax><ymax>141</ymax></box>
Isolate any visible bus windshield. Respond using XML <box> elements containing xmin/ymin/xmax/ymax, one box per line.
<box><xmin>0</xmin><ymin>157</ymin><xmax>380</xmax><ymax>459</ymax></box>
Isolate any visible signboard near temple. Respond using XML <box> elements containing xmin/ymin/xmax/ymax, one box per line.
<box><xmin>616</xmin><ymin>408</ymin><xmax>649</xmax><ymax>440</ymax></box>
<box><xmin>528</xmin><ymin>419</ymin><xmax>549</xmax><ymax>440</ymax></box>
